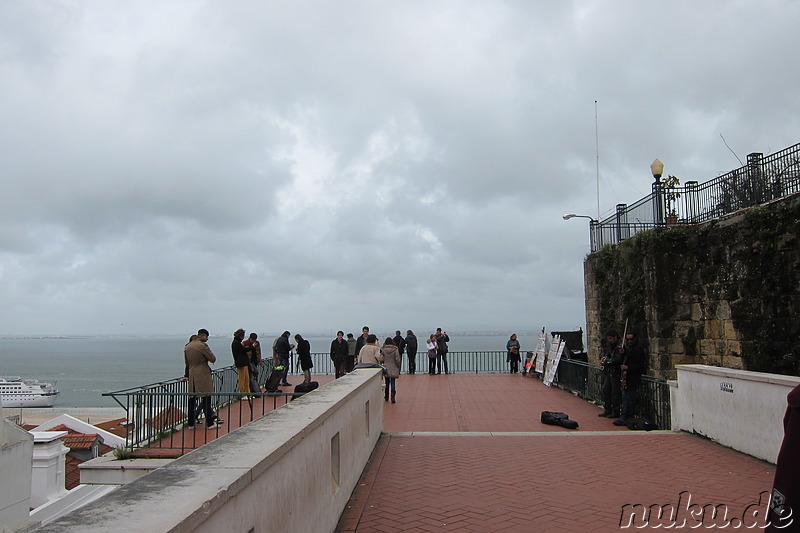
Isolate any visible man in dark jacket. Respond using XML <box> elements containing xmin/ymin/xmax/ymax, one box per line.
<box><xmin>435</xmin><ymin>328</ymin><xmax>450</xmax><ymax>374</ymax></box>
<box><xmin>330</xmin><ymin>331</ymin><xmax>349</xmax><ymax>378</ymax></box>
<box><xmin>405</xmin><ymin>330</ymin><xmax>418</xmax><ymax>375</ymax></box>
<box><xmin>346</xmin><ymin>333</ymin><xmax>357</xmax><ymax>370</ymax></box>
<box><xmin>614</xmin><ymin>331</ymin><xmax>647</xmax><ymax>425</ymax></box>
<box><xmin>393</xmin><ymin>330</ymin><xmax>406</xmax><ymax>364</ymax></box>
<box><xmin>274</xmin><ymin>331</ymin><xmax>295</xmax><ymax>386</ymax></box>
<box><xmin>599</xmin><ymin>329</ymin><xmax>623</xmax><ymax>418</ymax></box>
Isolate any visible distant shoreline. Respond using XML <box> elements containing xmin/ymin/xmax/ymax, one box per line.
<box><xmin>0</xmin><ymin>330</ymin><xmax>550</xmax><ymax>340</ymax></box>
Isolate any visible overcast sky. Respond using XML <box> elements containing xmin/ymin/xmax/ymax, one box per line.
<box><xmin>1</xmin><ymin>1</ymin><xmax>798</xmax><ymax>337</ymax></box>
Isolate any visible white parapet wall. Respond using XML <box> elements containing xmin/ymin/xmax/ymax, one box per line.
<box><xmin>33</xmin><ymin>368</ymin><xmax>384</xmax><ymax>533</ymax></box>
<box><xmin>0</xmin><ymin>404</ymin><xmax>34</xmax><ymax>532</ymax></box>
<box><xmin>669</xmin><ymin>364</ymin><xmax>800</xmax><ymax>464</ymax></box>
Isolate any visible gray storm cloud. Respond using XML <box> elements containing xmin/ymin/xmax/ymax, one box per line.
<box><xmin>1</xmin><ymin>0</ymin><xmax>798</xmax><ymax>335</ymax></box>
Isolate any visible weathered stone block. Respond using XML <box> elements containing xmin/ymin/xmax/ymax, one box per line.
<box><xmin>704</xmin><ymin>320</ymin><xmax>721</xmax><ymax>340</ymax></box>
<box><xmin>700</xmin><ymin>339</ymin><xmax>717</xmax><ymax>357</ymax></box>
<box><xmin>722</xmin><ymin>355</ymin><xmax>745</xmax><ymax>369</ymax></box>
<box><xmin>723</xmin><ymin>320</ymin><xmax>740</xmax><ymax>341</ymax></box>
<box><xmin>671</xmin><ymin>354</ymin><xmax>700</xmax><ymax>367</ymax></box>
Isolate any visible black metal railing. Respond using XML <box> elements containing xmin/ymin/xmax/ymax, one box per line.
<box><xmin>589</xmin><ymin>142</ymin><xmax>800</xmax><ymax>251</ymax></box>
<box><xmin>104</xmin><ymin>361</ymin><xmax>306</xmax><ymax>452</ymax></box>
<box><xmin>552</xmin><ymin>358</ymin><xmax>671</xmax><ymax>429</ymax></box>
<box><xmin>104</xmin><ymin>352</ymin><xmax>671</xmax><ymax>451</ymax></box>
<box><xmin>293</xmin><ymin>351</ymin><xmax>510</xmax><ymax>374</ymax></box>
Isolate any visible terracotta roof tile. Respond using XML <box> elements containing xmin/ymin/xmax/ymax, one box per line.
<box><xmin>94</xmin><ymin>417</ymin><xmax>129</xmax><ymax>438</ymax></box>
<box><xmin>64</xmin><ymin>455</ymin><xmax>83</xmax><ymax>490</ymax></box>
<box><xmin>61</xmin><ymin>433</ymin><xmax>99</xmax><ymax>449</ymax></box>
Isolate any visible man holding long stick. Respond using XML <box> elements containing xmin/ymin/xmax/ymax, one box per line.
<box><xmin>614</xmin><ymin>330</ymin><xmax>647</xmax><ymax>426</ymax></box>
<box><xmin>598</xmin><ymin>329</ymin><xmax>623</xmax><ymax>418</ymax></box>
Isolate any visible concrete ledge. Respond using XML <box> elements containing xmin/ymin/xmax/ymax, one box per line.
<box><xmin>670</xmin><ymin>364</ymin><xmax>800</xmax><ymax>463</ymax></box>
<box><xmin>78</xmin><ymin>455</ymin><xmax>174</xmax><ymax>485</ymax></box>
<box><xmin>674</xmin><ymin>364</ymin><xmax>800</xmax><ymax>387</ymax></box>
<box><xmin>36</xmin><ymin>368</ymin><xmax>384</xmax><ymax>533</ymax></box>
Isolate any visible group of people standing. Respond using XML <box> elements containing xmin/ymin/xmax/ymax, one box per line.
<box><xmin>182</xmin><ymin>325</ymin><xmax>453</xmax><ymax>426</ymax></box>
<box><xmin>327</xmin><ymin>326</ymin><xmax>452</xmax><ymax>404</ymax></box>
<box><xmin>329</xmin><ymin>326</ymin><xmax>451</xmax><ymax>378</ymax></box>
<box><xmin>598</xmin><ymin>329</ymin><xmax>646</xmax><ymax>426</ymax></box>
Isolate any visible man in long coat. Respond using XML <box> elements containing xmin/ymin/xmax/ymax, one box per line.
<box><xmin>185</xmin><ymin>328</ymin><xmax>222</xmax><ymax>428</ymax></box>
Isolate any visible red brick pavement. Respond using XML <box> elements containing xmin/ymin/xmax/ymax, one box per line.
<box><xmin>337</xmin><ymin>373</ymin><xmax>777</xmax><ymax>532</ymax></box>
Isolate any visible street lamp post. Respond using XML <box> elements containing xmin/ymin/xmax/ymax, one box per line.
<box><xmin>563</xmin><ymin>214</ymin><xmax>599</xmax><ymax>251</ymax></box>
<box><xmin>651</xmin><ymin>158</ymin><xmax>665</xmax><ymax>225</ymax></box>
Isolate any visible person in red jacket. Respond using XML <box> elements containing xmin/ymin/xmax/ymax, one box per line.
<box><xmin>767</xmin><ymin>383</ymin><xmax>800</xmax><ymax>531</ymax></box>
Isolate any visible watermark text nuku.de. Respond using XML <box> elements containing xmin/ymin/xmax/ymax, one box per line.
<box><xmin>619</xmin><ymin>491</ymin><xmax>793</xmax><ymax>529</ymax></box>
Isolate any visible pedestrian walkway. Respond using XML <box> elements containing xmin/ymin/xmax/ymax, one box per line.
<box><xmin>337</xmin><ymin>374</ymin><xmax>777</xmax><ymax>532</ymax></box>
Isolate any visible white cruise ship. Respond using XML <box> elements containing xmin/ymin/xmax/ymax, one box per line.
<box><xmin>0</xmin><ymin>377</ymin><xmax>60</xmax><ymax>408</ymax></box>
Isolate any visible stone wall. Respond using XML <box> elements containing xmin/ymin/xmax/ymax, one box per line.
<box><xmin>585</xmin><ymin>192</ymin><xmax>800</xmax><ymax>379</ymax></box>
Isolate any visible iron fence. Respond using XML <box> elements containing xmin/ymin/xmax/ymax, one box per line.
<box><xmin>590</xmin><ymin>142</ymin><xmax>800</xmax><ymax>251</ymax></box>
<box><xmin>104</xmin><ymin>352</ymin><xmax>671</xmax><ymax>451</ymax></box>
<box><xmin>552</xmin><ymin>358</ymin><xmax>671</xmax><ymax>429</ymax></box>
<box><xmin>297</xmin><ymin>351</ymin><xmax>511</xmax><ymax>374</ymax></box>
<box><xmin>104</xmin><ymin>361</ymin><xmax>302</xmax><ymax>452</ymax></box>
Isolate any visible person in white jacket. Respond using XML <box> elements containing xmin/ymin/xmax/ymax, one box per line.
<box><xmin>426</xmin><ymin>335</ymin><xmax>437</xmax><ymax>375</ymax></box>
<box><xmin>358</xmin><ymin>334</ymin><xmax>383</xmax><ymax>365</ymax></box>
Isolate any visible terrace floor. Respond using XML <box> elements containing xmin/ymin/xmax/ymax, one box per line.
<box><xmin>336</xmin><ymin>373</ymin><xmax>777</xmax><ymax>532</ymax></box>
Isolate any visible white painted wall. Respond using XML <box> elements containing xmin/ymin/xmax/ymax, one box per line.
<box><xmin>0</xmin><ymin>404</ymin><xmax>34</xmax><ymax>531</ymax></box>
<box><xmin>669</xmin><ymin>364</ymin><xmax>800</xmax><ymax>463</ymax></box>
<box><xmin>29</xmin><ymin>432</ymin><xmax>70</xmax><ymax>509</ymax></box>
<box><xmin>35</xmin><ymin>368</ymin><xmax>384</xmax><ymax>533</ymax></box>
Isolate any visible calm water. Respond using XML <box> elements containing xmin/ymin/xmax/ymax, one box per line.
<box><xmin>0</xmin><ymin>333</ymin><xmax>546</xmax><ymax>407</ymax></box>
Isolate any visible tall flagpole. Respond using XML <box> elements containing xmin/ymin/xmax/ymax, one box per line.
<box><xmin>595</xmin><ymin>100</ymin><xmax>600</xmax><ymax>220</ymax></box>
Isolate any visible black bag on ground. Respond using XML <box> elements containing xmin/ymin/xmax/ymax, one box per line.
<box><xmin>540</xmin><ymin>411</ymin><xmax>579</xmax><ymax>430</ymax></box>
<box><xmin>294</xmin><ymin>381</ymin><xmax>319</xmax><ymax>394</ymax></box>
<box><xmin>265</xmin><ymin>365</ymin><xmax>286</xmax><ymax>393</ymax></box>
<box><xmin>541</xmin><ymin>411</ymin><xmax>569</xmax><ymax>425</ymax></box>
<box><xmin>560</xmin><ymin>419</ymin><xmax>579</xmax><ymax>429</ymax></box>
<box><xmin>626</xmin><ymin>417</ymin><xmax>658</xmax><ymax>431</ymax></box>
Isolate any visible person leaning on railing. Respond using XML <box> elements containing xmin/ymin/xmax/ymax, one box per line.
<box><xmin>232</xmin><ymin>329</ymin><xmax>251</xmax><ymax>395</ymax></box>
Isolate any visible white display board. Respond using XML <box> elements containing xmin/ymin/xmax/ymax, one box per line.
<box><xmin>543</xmin><ymin>335</ymin><xmax>566</xmax><ymax>387</ymax></box>
<box><xmin>533</xmin><ymin>329</ymin><xmax>547</xmax><ymax>374</ymax></box>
